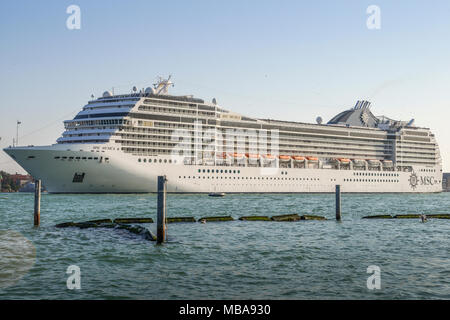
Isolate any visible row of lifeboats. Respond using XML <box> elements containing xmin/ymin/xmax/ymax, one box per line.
<box><xmin>215</xmin><ymin>153</ymin><xmax>318</xmax><ymax>162</ymax></box>
<box><xmin>214</xmin><ymin>153</ymin><xmax>393</xmax><ymax>166</ymax></box>
<box><xmin>341</xmin><ymin>159</ymin><xmax>393</xmax><ymax>167</ymax></box>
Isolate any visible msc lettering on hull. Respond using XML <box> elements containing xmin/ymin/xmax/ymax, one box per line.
<box><xmin>420</xmin><ymin>176</ymin><xmax>435</xmax><ymax>185</ymax></box>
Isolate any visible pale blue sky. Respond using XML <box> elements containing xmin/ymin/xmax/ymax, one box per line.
<box><xmin>1</xmin><ymin>0</ymin><xmax>450</xmax><ymax>173</ymax></box>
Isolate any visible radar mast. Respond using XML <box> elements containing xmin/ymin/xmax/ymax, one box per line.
<box><xmin>153</xmin><ymin>75</ymin><xmax>174</xmax><ymax>95</ymax></box>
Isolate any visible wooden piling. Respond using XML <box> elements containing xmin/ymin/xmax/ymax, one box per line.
<box><xmin>156</xmin><ymin>175</ymin><xmax>167</xmax><ymax>244</ymax></box>
<box><xmin>335</xmin><ymin>184</ymin><xmax>341</xmax><ymax>221</ymax></box>
<box><xmin>34</xmin><ymin>180</ymin><xmax>41</xmax><ymax>226</ymax></box>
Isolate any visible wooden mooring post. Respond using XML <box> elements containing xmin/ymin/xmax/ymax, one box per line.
<box><xmin>34</xmin><ymin>180</ymin><xmax>41</xmax><ymax>226</ymax></box>
<box><xmin>156</xmin><ymin>175</ymin><xmax>167</xmax><ymax>244</ymax></box>
<box><xmin>335</xmin><ymin>184</ymin><xmax>341</xmax><ymax>221</ymax></box>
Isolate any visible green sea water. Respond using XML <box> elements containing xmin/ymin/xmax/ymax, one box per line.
<box><xmin>0</xmin><ymin>192</ymin><xmax>449</xmax><ymax>299</ymax></box>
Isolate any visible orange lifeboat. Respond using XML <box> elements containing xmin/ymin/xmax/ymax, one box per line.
<box><xmin>262</xmin><ymin>154</ymin><xmax>276</xmax><ymax>161</ymax></box>
<box><xmin>367</xmin><ymin>159</ymin><xmax>381</xmax><ymax>166</ymax></box>
<box><xmin>382</xmin><ymin>160</ymin><xmax>393</xmax><ymax>167</ymax></box>
<box><xmin>246</xmin><ymin>153</ymin><xmax>260</xmax><ymax>159</ymax></box>
<box><xmin>292</xmin><ymin>156</ymin><xmax>306</xmax><ymax>161</ymax></box>
<box><xmin>338</xmin><ymin>158</ymin><xmax>351</xmax><ymax>163</ymax></box>
<box><xmin>278</xmin><ymin>155</ymin><xmax>291</xmax><ymax>161</ymax></box>
<box><xmin>228</xmin><ymin>153</ymin><xmax>245</xmax><ymax>158</ymax></box>
<box><xmin>306</xmin><ymin>156</ymin><xmax>319</xmax><ymax>161</ymax></box>
<box><xmin>215</xmin><ymin>152</ymin><xmax>226</xmax><ymax>159</ymax></box>
<box><xmin>353</xmin><ymin>159</ymin><xmax>366</xmax><ymax>166</ymax></box>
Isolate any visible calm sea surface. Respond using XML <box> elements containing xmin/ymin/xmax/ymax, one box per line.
<box><xmin>0</xmin><ymin>192</ymin><xmax>449</xmax><ymax>299</ymax></box>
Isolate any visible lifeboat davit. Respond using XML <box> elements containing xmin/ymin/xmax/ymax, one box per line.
<box><xmin>278</xmin><ymin>155</ymin><xmax>291</xmax><ymax>161</ymax></box>
<box><xmin>292</xmin><ymin>156</ymin><xmax>306</xmax><ymax>162</ymax></box>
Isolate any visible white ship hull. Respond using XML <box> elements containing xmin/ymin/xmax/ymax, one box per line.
<box><xmin>4</xmin><ymin>145</ymin><xmax>442</xmax><ymax>194</ymax></box>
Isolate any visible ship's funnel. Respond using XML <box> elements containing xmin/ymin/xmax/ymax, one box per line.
<box><xmin>354</xmin><ymin>100</ymin><xmax>371</xmax><ymax>109</ymax></box>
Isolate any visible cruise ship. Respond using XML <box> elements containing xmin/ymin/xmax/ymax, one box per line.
<box><xmin>4</xmin><ymin>76</ymin><xmax>443</xmax><ymax>193</ymax></box>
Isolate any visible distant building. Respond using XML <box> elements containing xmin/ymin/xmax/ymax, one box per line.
<box><xmin>0</xmin><ymin>171</ymin><xmax>33</xmax><ymax>192</ymax></box>
<box><xmin>443</xmin><ymin>173</ymin><xmax>450</xmax><ymax>191</ymax></box>
<box><xmin>9</xmin><ymin>173</ymin><xmax>33</xmax><ymax>187</ymax></box>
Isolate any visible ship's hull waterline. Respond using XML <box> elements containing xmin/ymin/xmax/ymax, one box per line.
<box><xmin>4</xmin><ymin>146</ymin><xmax>442</xmax><ymax>194</ymax></box>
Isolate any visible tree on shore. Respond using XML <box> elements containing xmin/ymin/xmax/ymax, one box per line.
<box><xmin>0</xmin><ymin>171</ymin><xmax>21</xmax><ymax>192</ymax></box>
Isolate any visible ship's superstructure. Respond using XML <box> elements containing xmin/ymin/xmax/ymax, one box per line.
<box><xmin>4</xmin><ymin>77</ymin><xmax>442</xmax><ymax>193</ymax></box>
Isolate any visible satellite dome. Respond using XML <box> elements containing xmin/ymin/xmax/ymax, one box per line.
<box><xmin>102</xmin><ymin>91</ymin><xmax>112</xmax><ymax>98</ymax></box>
<box><xmin>144</xmin><ymin>87</ymin><xmax>156</xmax><ymax>94</ymax></box>
<box><xmin>316</xmin><ymin>116</ymin><xmax>323</xmax><ymax>124</ymax></box>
